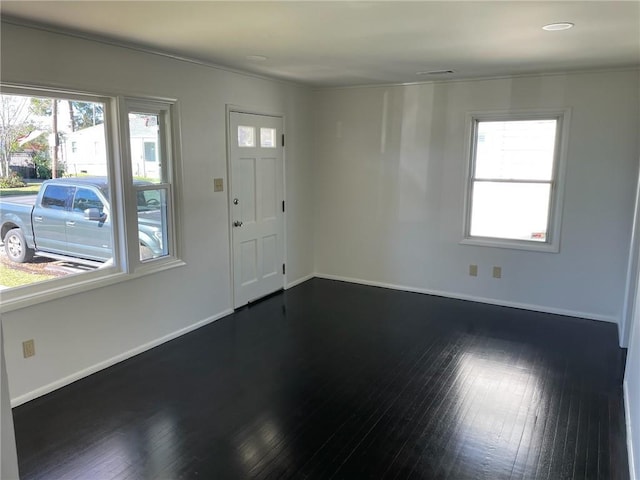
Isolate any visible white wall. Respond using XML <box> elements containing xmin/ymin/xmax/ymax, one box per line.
<box><xmin>626</xmin><ymin>231</ymin><xmax>640</xmax><ymax>480</ymax></box>
<box><xmin>0</xmin><ymin>23</ymin><xmax>314</xmax><ymax>403</ymax></box>
<box><xmin>1</xmin><ymin>326</ymin><xmax>19</xmax><ymax>480</ymax></box>
<box><xmin>313</xmin><ymin>70</ymin><xmax>640</xmax><ymax>327</ymax></box>
<box><xmin>627</xmin><ymin>310</ymin><xmax>640</xmax><ymax>479</ymax></box>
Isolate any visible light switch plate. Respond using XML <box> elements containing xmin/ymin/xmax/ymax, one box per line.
<box><xmin>214</xmin><ymin>178</ymin><xmax>224</xmax><ymax>192</ymax></box>
<box><xmin>23</xmin><ymin>339</ymin><xmax>35</xmax><ymax>358</ymax></box>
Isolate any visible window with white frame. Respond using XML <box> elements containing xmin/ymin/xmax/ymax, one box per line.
<box><xmin>463</xmin><ymin>111</ymin><xmax>569</xmax><ymax>252</ymax></box>
<box><xmin>0</xmin><ymin>86</ymin><xmax>182</xmax><ymax>311</ymax></box>
<box><xmin>124</xmin><ymin>101</ymin><xmax>177</xmax><ymax>264</ymax></box>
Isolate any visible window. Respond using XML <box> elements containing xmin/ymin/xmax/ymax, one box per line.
<box><xmin>463</xmin><ymin>110</ymin><xmax>569</xmax><ymax>252</ymax></box>
<box><xmin>125</xmin><ymin>102</ymin><xmax>177</xmax><ymax>264</ymax></box>
<box><xmin>144</xmin><ymin>141</ymin><xmax>156</xmax><ymax>162</ymax></box>
<box><xmin>260</xmin><ymin>128</ymin><xmax>276</xmax><ymax>148</ymax></box>
<box><xmin>41</xmin><ymin>185</ymin><xmax>73</xmax><ymax>210</ymax></box>
<box><xmin>0</xmin><ymin>86</ymin><xmax>182</xmax><ymax>311</ymax></box>
<box><xmin>72</xmin><ymin>188</ymin><xmax>104</xmax><ymax>215</ymax></box>
<box><xmin>237</xmin><ymin>125</ymin><xmax>255</xmax><ymax>147</ymax></box>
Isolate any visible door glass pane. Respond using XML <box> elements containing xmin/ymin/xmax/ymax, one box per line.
<box><xmin>470</xmin><ymin>182</ymin><xmax>551</xmax><ymax>241</ymax></box>
<box><xmin>137</xmin><ymin>187</ymin><xmax>169</xmax><ymax>261</ymax></box>
<box><xmin>260</xmin><ymin>128</ymin><xmax>276</xmax><ymax>148</ymax></box>
<box><xmin>475</xmin><ymin>119</ymin><xmax>557</xmax><ymax>181</ymax></box>
<box><xmin>129</xmin><ymin>113</ymin><xmax>162</xmax><ymax>183</ymax></box>
<box><xmin>238</xmin><ymin>126</ymin><xmax>255</xmax><ymax>147</ymax></box>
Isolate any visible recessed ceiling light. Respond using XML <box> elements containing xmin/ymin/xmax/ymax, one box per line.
<box><xmin>416</xmin><ymin>70</ymin><xmax>455</xmax><ymax>76</ymax></box>
<box><xmin>542</xmin><ymin>22</ymin><xmax>574</xmax><ymax>31</ymax></box>
<box><xmin>246</xmin><ymin>55</ymin><xmax>268</xmax><ymax>62</ymax></box>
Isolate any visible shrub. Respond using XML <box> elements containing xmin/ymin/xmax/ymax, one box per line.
<box><xmin>0</xmin><ymin>172</ymin><xmax>27</xmax><ymax>188</ymax></box>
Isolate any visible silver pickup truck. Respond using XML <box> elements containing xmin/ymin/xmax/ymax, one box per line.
<box><xmin>0</xmin><ymin>177</ymin><xmax>164</xmax><ymax>265</ymax></box>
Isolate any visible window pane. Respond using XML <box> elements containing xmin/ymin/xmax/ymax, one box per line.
<box><xmin>475</xmin><ymin>120</ymin><xmax>557</xmax><ymax>181</ymax></box>
<box><xmin>144</xmin><ymin>142</ymin><xmax>156</xmax><ymax>162</ymax></box>
<box><xmin>127</xmin><ymin>101</ymin><xmax>176</xmax><ymax>269</ymax></box>
<box><xmin>238</xmin><ymin>126</ymin><xmax>255</xmax><ymax>147</ymax></box>
<box><xmin>0</xmin><ymin>93</ymin><xmax>112</xmax><ymax>290</ymax></box>
<box><xmin>470</xmin><ymin>182</ymin><xmax>551</xmax><ymax>242</ymax></box>
<box><xmin>129</xmin><ymin>113</ymin><xmax>162</xmax><ymax>183</ymax></box>
<box><xmin>41</xmin><ymin>185</ymin><xmax>73</xmax><ymax>210</ymax></box>
<box><xmin>137</xmin><ymin>187</ymin><xmax>169</xmax><ymax>261</ymax></box>
<box><xmin>260</xmin><ymin>128</ymin><xmax>276</xmax><ymax>148</ymax></box>
<box><xmin>72</xmin><ymin>188</ymin><xmax>104</xmax><ymax>214</ymax></box>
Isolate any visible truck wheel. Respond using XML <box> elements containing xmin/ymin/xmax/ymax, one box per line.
<box><xmin>4</xmin><ymin>228</ymin><xmax>34</xmax><ymax>263</ymax></box>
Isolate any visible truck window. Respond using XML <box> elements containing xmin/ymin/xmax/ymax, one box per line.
<box><xmin>73</xmin><ymin>188</ymin><xmax>104</xmax><ymax>214</ymax></box>
<box><xmin>136</xmin><ymin>190</ymin><xmax>161</xmax><ymax>211</ymax></box>
<box><xmin>41</xmin><ymin>185</ymin><xmax>74</xmax><ymax>211</ymax></box>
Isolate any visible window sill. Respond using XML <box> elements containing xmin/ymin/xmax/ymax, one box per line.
<box><xmin>460</xmin><ymin>237</ymin><xmax>560</xmax><ymax>253</ymax></box>
<box><xmin>0</xmin><ymin>258</ymin><xmax>186</xmax><ymax>313</ymax></box>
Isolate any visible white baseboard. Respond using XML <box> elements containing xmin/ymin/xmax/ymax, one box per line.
<box><xmin>10</xmin><ymin>308</ymin><xmax>234</xmax><ymax>407</ymax></box>
<box><xmin>625</xmin><ymin>380</ymin><xmax>638</xmax><ymax>480</ymax></box>
<box><xmin>314</xmin><ymin>273</ymin><xmax>619</xmax><ymax>325</ymax></box>
<box><xmin>286</xmin><ymin>273</ymin><xmax>315</xmax><ymax>289</ymax></box>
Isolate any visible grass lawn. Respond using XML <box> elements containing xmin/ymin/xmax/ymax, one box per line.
<box><xmin>0</xmin><ymin>183</ymin><xmax>41</xmax><ymax>197</ymax></box>
<box><xmin>0</xmin><ymin>265</ymin><xmax>56</xmax><ymax>288</ymax></box>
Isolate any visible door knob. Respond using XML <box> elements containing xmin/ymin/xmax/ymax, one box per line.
<box><xmin>233</xmin><ymin>221</ymin><xmax>243</xmax><ymax>227</ymax></box>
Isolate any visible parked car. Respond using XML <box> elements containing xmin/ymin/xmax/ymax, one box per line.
<box><xmin>1</xmin><ymin>177</ymin><xmax>164</xmax><ymax>265</ymax></box>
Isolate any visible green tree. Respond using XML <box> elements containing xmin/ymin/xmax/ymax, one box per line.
<box><xmin>70</xmin><ymin>102</ymin><xmax>104</xmax><ymax>131</ymax></box>
<box><xmin>29</xmin><ymin>97</ymin><xmax>52</xmax><ymax>117</ymax></box>
<box><xmin>33</xmin><ymin>151</ymin><xmax>52</xmax><ymax>179</ymax></box>
<box><xmin>0</xmin><ymin>95</ymin><xmax>32</xmax><ymax>177</ymax></box>
<box><xmin>29</xmin><ymin>97</ymin><xmax>60</xmax><ymax>178</ymax></box>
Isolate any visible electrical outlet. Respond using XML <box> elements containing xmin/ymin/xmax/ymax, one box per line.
<box><xmin>469</xmin><ymin>264</ymin><xmax>478</xmax><ymax>277</ymax></box>
<box><xmin>23</xmin><ymin>339</ymin><xmax>35</xmax><ymax>358</ymax></box>
<box><xmin>213</xmin><ymin>178</ymin><xmax>224</xmax><ymax>192</ymax></box>
<box><xmin>493</xmin><ymin>266</ymin><xmax>502</xmax><ymax>279</ymax></box>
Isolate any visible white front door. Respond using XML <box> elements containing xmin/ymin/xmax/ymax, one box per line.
<box><xmin>229</xmin><ymin>112</ymin><xmax>284</xmax><ymax>308</ymax></box>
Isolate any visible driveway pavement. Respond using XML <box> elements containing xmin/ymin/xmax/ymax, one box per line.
<box><xmin>0</xmin><ymin>243</ymin><xmax>95</xmax><ymax>290</ymax></box>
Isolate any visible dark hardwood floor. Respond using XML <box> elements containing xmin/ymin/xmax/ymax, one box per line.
<box><xmin>13</xmin><ymin>279</ymin><xmax>629</xmax><ymax>479</ymax></box>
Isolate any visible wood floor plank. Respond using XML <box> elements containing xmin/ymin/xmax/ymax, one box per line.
<box><xmin>12</xmin><ymin>279</ymin><xmax>630</xmax><ymax>480</ymax></box>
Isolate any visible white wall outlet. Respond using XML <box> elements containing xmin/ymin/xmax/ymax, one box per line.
<box><xmin>493</xmin><ymin>266</ymin><xmax>502</xmax><ymax>279</ymax></box>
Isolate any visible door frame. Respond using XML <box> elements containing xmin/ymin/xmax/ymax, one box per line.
<box><xmin>225</xmin><ymin>105</ymin><xmax>287</xmax><ymax>308</ymax></box>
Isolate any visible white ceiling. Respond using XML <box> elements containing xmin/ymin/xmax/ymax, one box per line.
<box><xmin>1</xmin><ymin>1</ymin><xmax>639</xmax><ymax>87</ymax></box>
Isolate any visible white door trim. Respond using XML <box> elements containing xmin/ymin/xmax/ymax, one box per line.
<box><xmin>226</xmin><ymin>105</ymin><xmax>287</xmax><ymax>308</ymax></box>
